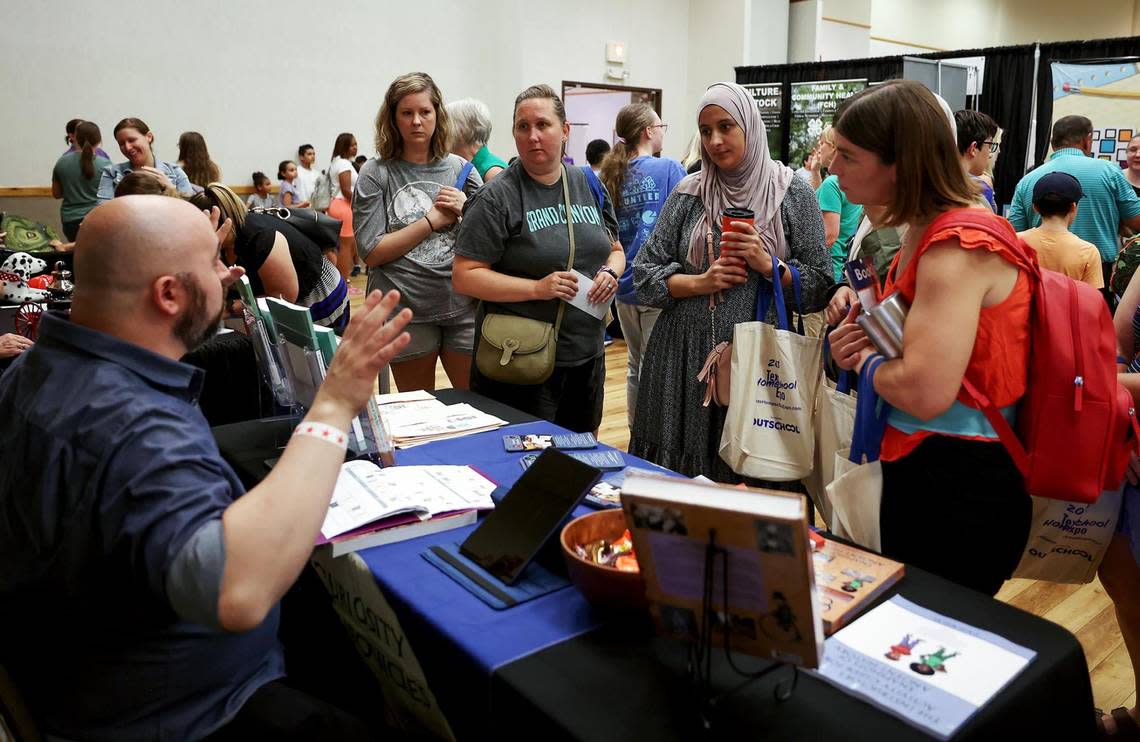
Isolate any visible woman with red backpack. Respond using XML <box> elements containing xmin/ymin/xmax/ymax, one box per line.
<box><xmin>827</xmin><ymin>80</ymin><xmax>1033</xmax><ymax>597</ymax></box>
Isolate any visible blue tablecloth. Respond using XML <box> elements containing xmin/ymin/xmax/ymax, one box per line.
<box><xmin>356</xmin><ymin>420</ymin><xmax>674</xmax><ymax>736</ymax></box>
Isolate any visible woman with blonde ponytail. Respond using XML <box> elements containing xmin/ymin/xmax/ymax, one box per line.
<box><xmin>52</xmin><ymin>121</ymin><xmax>111</xmax><ymax>240</ymax></box>
<box><xmin>599</xmin><ymin>103</ymin><xmax>685</xmax><ymax>431</ymax></box>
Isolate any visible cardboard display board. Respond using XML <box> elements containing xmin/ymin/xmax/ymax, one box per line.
<box><xmin>310</xmin><ymin>550</ymin><xmax>457</xmax><ymax>741</ymax></box>
<box><xmin>788</xmin><ymin>79</ymin><xmax>868</xmax><ymax>169</ymax></box>
<box><xmin>1050</xmin><ymin>61</ymin><xmax>1140</xmax><ymax>166</ymax></box>
<box><xmin>743</xmin><ymin>82</ymin><xmax>785</xmax><ymax>162</ymax></box>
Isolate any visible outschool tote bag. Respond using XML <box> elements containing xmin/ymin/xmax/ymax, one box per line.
<box><xmin>803</xmin><ymin>366</ymin><xmax>857</xmax><ymax>529</ymax></box>
<box><xmin>827</xmin><ymin>356</ymin><xmax>890</xmax><ymax>553</ymax></box>
<box><xmin>719</xmin><ymin>259</ymin><xmax>824</xmax><ymax>481</ymax></box>
<box><xmin>1011</xmin><ymin>485</ymin><xmax>1123</xmax><ymax>584</ymax></box>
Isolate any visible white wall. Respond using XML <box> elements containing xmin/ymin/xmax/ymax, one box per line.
<box><xmin>819</xmin><ymin>18</ymin><xmax>870</xmax><ymax>60</ymax></box>
<box><xmin>564</xmin><ymin>91</ymin><xmax>632</xmax><ymax>166</ymax></box>
<box><xmin>0</xmin><ymin>0</ymin><xmax>691</xmax><ymax>186</ymax></box>
<box><xmin>869</xmin><ymin>0</ymin><xmax>1140</xmax><ymax>52</ymax></box>
<box><xmin>788</xmin><ymin>0</ymin><xmax>822</xmax><ymax>63</ymax></box>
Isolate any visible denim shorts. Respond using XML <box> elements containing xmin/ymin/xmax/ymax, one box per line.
<box><xmin>393</xmin><ymin>315</ymin><xmax>475</xmax><ymax>362</ymax></box>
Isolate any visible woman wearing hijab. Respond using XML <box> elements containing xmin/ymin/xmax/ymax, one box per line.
<box><xmin>629</xmin><ymin>82</ymin><xmax>830</xmax><ymax>484</ymax></box>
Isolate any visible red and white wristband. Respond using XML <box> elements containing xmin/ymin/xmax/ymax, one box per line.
<box><xmin>293</xmin><ymin>422</ymin><xmax>349</xmax><ymax>452</ymax></box>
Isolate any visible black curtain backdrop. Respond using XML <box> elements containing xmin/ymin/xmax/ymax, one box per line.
<box><xmin>736</xmin><ymin>57</ymin><xmax>904</xmax><ymax>168</ymax></box>
<box><xmin>738</xmin><ymin>36</ymin><xmax>1140</xmax><ymax>208</ymax></box>
<box><xmin>978</xmin><ymin>44</ymin><xmax>1037</xmax><ymax>207</ymax></box>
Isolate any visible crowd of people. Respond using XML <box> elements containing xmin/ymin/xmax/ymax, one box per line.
<box><xmin>9</xmin><ymin>73</ymin><xmax>1140</xmax><ymax>739</ymax></box>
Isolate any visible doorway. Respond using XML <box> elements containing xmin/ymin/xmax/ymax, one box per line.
<box><xmin>562</xmin><ymin>81</ymin><xmax>662</xmax><ymax>167</ymax></box>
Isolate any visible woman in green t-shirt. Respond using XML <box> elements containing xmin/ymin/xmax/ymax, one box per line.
<box><xmin>51</xmin><ymin>121</ymin><xmax>111</xmax><ymax>240</ymax></box>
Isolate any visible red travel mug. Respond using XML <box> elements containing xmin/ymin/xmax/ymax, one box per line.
<box><xmin>720</xmin><ymin>207</ymin><xmax>755</xmax><ymax>236</ymax></box>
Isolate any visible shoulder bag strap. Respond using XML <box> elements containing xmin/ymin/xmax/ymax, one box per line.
<box><xmin>554</xmin><ymin>164</ymin><xmax>576</xmax><ymax>342</ymax></box>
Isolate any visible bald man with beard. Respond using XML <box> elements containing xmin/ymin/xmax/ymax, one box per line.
<box><xmin>0</xmin><ymin>196</ymin><xmax>411</xmax><ymax>741</ymax></box>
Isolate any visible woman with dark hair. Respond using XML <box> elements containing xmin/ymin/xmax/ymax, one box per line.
<box><xmin>97</xmin><ymin>117</ymin><xmax>194</xmax><ymax>202</ymax></box>
<box><xmin>598</xmin><ymin>102</ymin><xmax>686</xmax><ymax>432</ymax></box>
<box><xmin>454</xmin><ymin>84</ymin><xmax>623</xmax><ymax>431</ymax></box>
<box><xmin>628</xmin><ymin>82</ymin><xmax>829</xmax><ymax>484</ymax></box>
<box><xmin>326</xmin><ymin>132</ymin><xmax>358</xmax><ymax>280</ymax></box>
<box><xmin>191</xmin><ymin>184</ymin><xmax>350</xmax><ymax>331</ymax></box>
<box><xmin>177</xmin><ymin>131</ymin><xmax>221</xmax><ymax>189</ymax></box>
<box><xmin>62</xmin><ymin>118</ymin><xmax>110</xmax><ymax>158</ymax></box>
<box><xmin>827</xmin><ymin>79</ymin><xmax>1032</xmax><ymax>596</ymax></box>
<box><xmin>52</xmin><ymin>121</ymin><xmax>111</xmax><ymax>240</ymax></box>
<box><xmin>278</xmin><ymin>160</ymin><xmax>309</xmax><ymax>208</ymax></box>
<box><xmin>354</xmin><ymin>72</ymin><xmax>482</xmax><ymax>392</ymax></box>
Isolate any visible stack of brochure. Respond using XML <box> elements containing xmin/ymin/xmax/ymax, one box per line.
<box><xmin>375</xmin><ymin>391</ymin><xmax>507</xmax><ymax>447</ymax></box>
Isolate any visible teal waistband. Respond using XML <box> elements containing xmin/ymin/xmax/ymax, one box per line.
<box><xmin>888</xmin><ymin>399</ymin><xmax>1016</xmax><ymax>439</ymax></box>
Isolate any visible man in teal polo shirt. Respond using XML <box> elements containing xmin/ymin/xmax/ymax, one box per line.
<box><xmin>1009</xmin><ymin>115</ymin><xmax>1140</xmax><ymax>295</ymax></box>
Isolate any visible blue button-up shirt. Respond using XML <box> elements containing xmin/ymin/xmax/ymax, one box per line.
<box><xmin>0</xmin><ymin>313</ymin><xmax>283</xmax><ymax>741</ymax></box>
<box><xmin>96</xmin><ymin>158</ymin><xmax>196</xmax><ymax>203</ymax></box>
<box><xmin>1008</xmin><ymin>148</ymin><xmax>1140</xmax><ymax>261</ymax></box>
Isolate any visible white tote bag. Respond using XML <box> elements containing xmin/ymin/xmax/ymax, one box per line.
<box><xmin>828</xmin><ymin>447</ymin><xmax>883</xmax><ymax>552</ymax></box>
<box><xmin>719</xmin><ymin>262</ymin><xmax>824</xmax><ymax>481</ymax></box>
<box><xmin>1011</xmin><ymin>486</ymin><xmax>1123</xmax><ymax>584</ymax></box>
<box><xmin>824</xmin><ymin>356</ymin><xmax>891</xmax><ymax>553</ymax></box>
<box><xmin>804</xmin><ymin>374</ymin><xmax>857</xmax><ymax>528</ymax></box>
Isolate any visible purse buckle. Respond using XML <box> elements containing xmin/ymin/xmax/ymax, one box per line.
<box><xmin>499</xmin><ymin>337</ymin><xmax>520</xmax><ymax>366</ymax></box>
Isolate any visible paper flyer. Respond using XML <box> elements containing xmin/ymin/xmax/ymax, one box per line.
<box><xmin>814</xmin><ymin>595</ymin><xmax>1035</xmax><ymax>739</ymax></box>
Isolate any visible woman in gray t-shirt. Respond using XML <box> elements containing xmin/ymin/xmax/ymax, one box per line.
<box><xmin>353</xmin><ymin>72</ymin><xmax>482</xmax><ymax>392</ymax></box>
<box><xmin>453</xmin><ymin>84</ymin><xmax>625</xmax><ymax>433</ymax></box>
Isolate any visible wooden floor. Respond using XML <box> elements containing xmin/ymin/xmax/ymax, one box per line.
<box><xmin>352</xmin><ymin>278</ymin><xmax>1135</xmax><ymax>713</ymax></box>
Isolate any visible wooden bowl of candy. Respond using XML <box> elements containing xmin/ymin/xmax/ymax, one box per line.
<box><xmin>560</xmin><ymin>508</ymin><xmax>647</xmax><ymax>612</ymax></box>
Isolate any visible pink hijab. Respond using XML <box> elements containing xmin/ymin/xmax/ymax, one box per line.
<box><xmin>675</xmin><ymin>82</ymin><xmax>795</xmax><ymax>268</ymax></box>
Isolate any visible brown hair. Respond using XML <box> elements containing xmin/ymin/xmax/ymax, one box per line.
<box><xmin>599</xmin><ymin>103</ymin><xmax>657</xmax><ymax>210</ymax></box>
<box><xmin>75</xmin><ymin>121</ymin><xmax>102</xmax><ymax>180</ymax></box>
<box><xmin>1051</xmin><ymin>115</ymin><xmax>1093</xmax><ymax>150</ymax></box>
<box><xmin>188</xmin><ymin>182</ymin><xmax>248</xmax><ymax>230</ymax></box>
<box><xmin>512</xmin><ymin>84</ymin><xmax>566</xmax><ymax>125</ymax></box>
<box><xmin>374</xmin><ymin>72</ymin><xmax>451</xmax><ymax>162</ymax></box>
<box><xmin>332</xmin><ymin>132</ymin><xmax>356</xmax><ymax>160</ymax></box>
<box><xmin>113</xmin><ymin>117</ymin><xmax>156</xmax><ymax>167</ymax></box>
<box><xmin>113</xmin><ymin>170</ymin><xmax>180</xmax><ymax>198</ymax></box>
<box><xmin>834</xmin><ymin>80</ymin><xmax>975</xmax><ymax>226</ymax></box>
<box><xmin>177</xmin><ymin>131</ymin><xmax>221</xmax><ymax>188</ymax></box>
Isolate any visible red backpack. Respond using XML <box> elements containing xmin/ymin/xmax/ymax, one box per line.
<box><xmin>921</xmin><ymin>209</ymin><xmax>1138</xmax><ymax>503</ymax></box>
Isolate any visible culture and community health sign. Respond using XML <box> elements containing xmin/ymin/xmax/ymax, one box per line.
<box><xmin>743</xmin><ymin>83</ymin><xmax>784</xmax><ymax>162</ymax></box>
<box><xmin>1051</xmin><ymin>61</ymin><xmax>1140</xmax><ymax>167</ymax></box>
<box><xmin>788</xmin><ymin>79</ymin><xmax>867</xmax><ymax>168</ymax></box>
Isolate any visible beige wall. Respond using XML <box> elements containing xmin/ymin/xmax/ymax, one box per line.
<box><xmin>869</xmin><ymin>0</ymin><xmax>1139</xmax><ymax>51</ymax></box>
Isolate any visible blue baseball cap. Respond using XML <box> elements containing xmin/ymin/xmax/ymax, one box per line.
<box><xmin>1032</xmin><ymin>172</ymin><xmax>1083</xmax><ymax>203</ymax></box>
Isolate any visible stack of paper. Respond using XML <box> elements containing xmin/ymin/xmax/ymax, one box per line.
<box><xmin>377</xmin><ymin>395</ymin><xmax>508</xmax><ymax>447</ymax></box>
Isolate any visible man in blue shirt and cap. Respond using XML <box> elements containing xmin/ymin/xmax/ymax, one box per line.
<box><xmin>1009</xmin><ymin>115</ymin><xmax>1140</xmax><ymax>301</ymax></box>
<box><xmin>0</xmin><ymin>195</ymin><xmax>412</xmax><ymax>740</ymax></box>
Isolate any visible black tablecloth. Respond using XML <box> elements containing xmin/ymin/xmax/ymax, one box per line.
<box><xmin>491</xmin><ymin>564</ymin><xmax>1095</xmax><ymax>741</ymax></box>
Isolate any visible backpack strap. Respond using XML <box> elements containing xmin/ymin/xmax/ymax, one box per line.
<box><xmin>918</xmin><ymin>209</ymin><xmax>1034</xmax><ymax>477</ymax></box>
<box><xmin>581</xmin><ymin>165</ymin><xmax>606</xmax><ymax>213</ymax></box>
<box><xmin>917</xmin><ymin>208</ymin><xmax>1040</xmax><ymax>279</ymax></box>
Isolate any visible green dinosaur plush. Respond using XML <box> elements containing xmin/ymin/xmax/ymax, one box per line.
<box><xmin>1</xmin><ymin>214</ymin><xmax>61</xmax><ymax>253</ymax></box>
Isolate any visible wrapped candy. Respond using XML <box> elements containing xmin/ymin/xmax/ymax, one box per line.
<box><xmin>574</xmin><ymin>529</ymin><xmax>640</xmax><ymax>573</ymax></box>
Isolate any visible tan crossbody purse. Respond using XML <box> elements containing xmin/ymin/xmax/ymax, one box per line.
<box><xmin>475</xmin><ymin>165</ymin><xmax>577</xmax><ymax>385</ymax></box>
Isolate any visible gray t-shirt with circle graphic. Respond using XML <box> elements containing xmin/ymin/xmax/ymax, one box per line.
<box><xmin>353</xmin><ymin>153</ymin><xmax>482</xmax><ymax>323</ymax></box>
